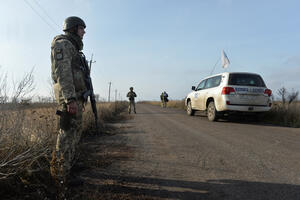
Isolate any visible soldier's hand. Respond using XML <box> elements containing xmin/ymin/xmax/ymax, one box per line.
<box><xmin>67</xmin><ymin>101</ymin><xmax>77</xmax><ymax>115</ymax></box>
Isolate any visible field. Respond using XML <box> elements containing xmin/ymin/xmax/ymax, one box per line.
<box><xmin>143</xmin><ymin>100</ymin><xmax>300</xmax><ymax>128</ymax></box>
<box><xmin>0</xmin><ymin>101</ymin><xmax>128</xmax><ymax>199</ymax></box>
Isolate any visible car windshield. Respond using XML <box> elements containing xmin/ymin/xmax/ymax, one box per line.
<box><xmin>228</xmin><ymin>74</ymin><xmax>266</xmax><ymax>87</ymax></box>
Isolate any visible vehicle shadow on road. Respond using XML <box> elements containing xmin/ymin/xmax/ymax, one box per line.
<box><xmin>217</xmin><ymin>115</ymin><xmax>285</xmax><ymax>128</ymax></box>
<box><xmin>192</xmin><ymin>113</ymin><xmax>286</xmax><ymax>128</ymax></box>
<box><xmin>78</xmin><ymin>172</ymin><xmax>300</xmax><ymax>200</ymax></box>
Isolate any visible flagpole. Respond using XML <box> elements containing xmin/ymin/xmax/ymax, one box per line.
<box><xmin>210</xmin><ymin>58</ymin><xmax>220</xmax><ymax>75</ymax></box>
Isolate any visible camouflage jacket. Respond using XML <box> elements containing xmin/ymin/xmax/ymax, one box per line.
<box><xmin>160</xmin><ymin>92</ymin><xmax>168</xmax><ymax>101</ymax></box>
<box><xmin>127</xmin><ymin>91</ymin><xmax>137</xmax><ymax>101</ymax></box>
<box><xmin>51</xmin><ymin>34</ymin><xmax>87</xmax><ymax>105</ymax></box>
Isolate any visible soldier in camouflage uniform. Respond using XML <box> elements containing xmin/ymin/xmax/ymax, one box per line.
<box><xmin>160</xmin><ymin>91</ymin><xmax>168</xmax><ymax>108</ymax></box>
<box><xmin>127</xmin><ymin>87</ymin><xmax>137</xmax><ymax>114</ymax></box>
<box><xmin>50</xmin><ymin>16</ymin><xmax>88</xmax><ymax>187</ymax></box>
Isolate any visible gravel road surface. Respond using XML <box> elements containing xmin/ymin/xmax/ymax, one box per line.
<box><xmin>76</xmin><ymin>103</ymin><xmax>300</xmax><ymax>200</ymax></box>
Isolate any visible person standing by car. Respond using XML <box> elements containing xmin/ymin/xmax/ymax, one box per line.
<box><xmin>127</xmin><ymin>87</ymin><xmax>137</xmax><ymax>114</ymax></box>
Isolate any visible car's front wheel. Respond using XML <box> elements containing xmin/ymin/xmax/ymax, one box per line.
<box><xmin>187</xmin><ymin>101</ymin><xmax>195</xmax><ymax>116</ymax></box>
<box><xmin>207</xmin><ymin>101</ymin><xmax>218</xmax><ymax>121</ymax></box>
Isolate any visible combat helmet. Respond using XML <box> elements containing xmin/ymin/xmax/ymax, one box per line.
<box><xmin>63</xmin><ymin>16</ymin><xmax>86</xmax><ymax>31</ymax></box>
<box><xmin>130</xmin><ymin>87</ymin><xmax>133</xmax><ymax>90</ymax></box>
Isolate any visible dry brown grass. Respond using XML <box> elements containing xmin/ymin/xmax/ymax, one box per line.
<box><xmin>0</xmin><ymin>101</ymin><xmax>128</xmax><ymax>198</ymax></box>
<box><xmin>264</xmin><ymin>101</ymin><xmax>300</xmax><ymax>128</ymax></box>
<box><xmin>0</xmin><ymin>105</ymin><xmax>57</xmax><ymax>180</ymax></box>
<box><xmin>82</xmin><ymin>101</ymin><xmax>128</xmax><ymax>132</ymax></box>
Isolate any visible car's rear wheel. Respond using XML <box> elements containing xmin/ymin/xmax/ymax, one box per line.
<box><xmin>187</xmin><ymin>101</ymin><xmax>195</xmax><ymax>116</ymax></box>
<box><xmin>207</xmin><ymin>101</ymin><xmax>218</xmax><ymax>121</ymax></box>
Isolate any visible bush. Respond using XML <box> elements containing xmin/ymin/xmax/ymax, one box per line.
<box><xmin>0</xmin><ymin>105</ymin><xmax>57</xmax><ymax>180</ymax></box>
<box><xmin>264</xmin><ymin>102</ymin><xmax>300</xmax><ymax>128</ymax></box>
<box><xmin>0</xmin><ymin>101</ymin><xmax>128</xmax><ymax>198</ymax></box>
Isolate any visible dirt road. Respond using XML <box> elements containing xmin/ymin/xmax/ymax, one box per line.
<box><xmin>74</xmin><ymin>103</ymin><xmax>300</xmax><ymax>200</ymax></box>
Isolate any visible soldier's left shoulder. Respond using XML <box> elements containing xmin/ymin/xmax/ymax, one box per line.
<box><xmin>53</xmin><ymin>40</ymin><xmax>76</xmax><ymax>61</ymax></box>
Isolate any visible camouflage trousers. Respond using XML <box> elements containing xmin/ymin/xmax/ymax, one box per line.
<box><xmin>50</xmin><ymin>101</ymin><xmax>83</xmax><ymax>182</ymax></box>
<box><xmin>128</xmin><ymin>100</ymin><xmax>136</xmax><ymax>114</ymax></box>
<box><xmin>161</xmin><ymin>100</ymin><xmax>167</xmax><ymax>108</ymax></box>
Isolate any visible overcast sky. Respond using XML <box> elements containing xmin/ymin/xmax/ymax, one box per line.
<box><xmin>0</xmin><ymin>0</ymin><xmax>300</xmax><ymax>101</ymax></box>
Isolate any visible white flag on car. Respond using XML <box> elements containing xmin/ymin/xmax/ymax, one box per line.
<box><xmin>221</xmin><ymin>50</ymin><xmax>230</xmax><ymax>68</ymax></box>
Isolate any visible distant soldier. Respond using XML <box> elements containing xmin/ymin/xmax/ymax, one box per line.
<box><xmin>50</xmin><ymin>16</ymin><xmax>90</xmax><ymax>189</ymax></box>
<box><xmin>127</xmin><ymin>87</ymin><xmax>137</xmax><ymax>114</ymax></box>
<box><xmin>160</xmin><ymin>91</ymin><xmax>169</xmax><ymax>108</ymax></box>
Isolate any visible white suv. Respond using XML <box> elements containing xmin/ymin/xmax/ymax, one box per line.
<box><xmin>185</xmin><ymin>72</ymin><xmax>272</xmax><ymax>121</ymax></box>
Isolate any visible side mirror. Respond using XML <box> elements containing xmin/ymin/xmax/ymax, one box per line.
<box><xmin>191</xmin><ymin>86</ymin><xmax>196</xmax><ymax>91</ymax></box>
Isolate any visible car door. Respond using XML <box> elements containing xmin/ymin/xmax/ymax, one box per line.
<box><xmin>193</xmin><ymin>79</ymin><xmax>207</xmax><ymax>110</ymax></box>
<box><xmin>201</xmin><ymin>76</ymin><xmax>222</xmax><ymax>110</ymax></box>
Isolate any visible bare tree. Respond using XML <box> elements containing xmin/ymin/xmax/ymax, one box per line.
<box><xmin>47</xmin><ymin>77</ymin><xmax>55</xmax><ymax>102</ymax></box>
<box><xmin>277</xmin><ymin>87</ymin><xmax>287</xmax><ymax>105</ymax></box>
<box><xmin>11</xmin><ymin>68</ymin><xmax>35</xmax><ymax>103</ymax></box>
<box><xmin>0</xmin><ymin>68</ymin><xmax>9</xmax><ymax>104</ymax></box>
<box><xmin>288</xmin><ymin>90</ymin><xmax>299</xmax><ymax>104</ymax></box>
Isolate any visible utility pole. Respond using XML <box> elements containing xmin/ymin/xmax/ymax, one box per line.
<box><xmin>115</xmin><ymin>89</ymin><xmax>117</xmax><ymax>102</ymax></box>
<box><xmin>108</xmin><ymin>82</ymin><xmax>111</xmax><ymax>102</ymax></box>
<box><xmin>89</xmin><ymin>54</ymin><xmax>96</xmax><ymax>69</ymax></box>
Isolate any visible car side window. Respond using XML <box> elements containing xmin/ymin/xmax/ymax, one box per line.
<box><xmin>196</xmin><ymin>80</ymin><xmax>206</xmax><ymax>90</ymax></box>
<box><xmin>204</xmin><ymin>76</ymin><xmax>221</xmax><ymax>89</ymax></box>
<box><xmin>213</xmin><ymin>75</ymin><xmax>222</xmax><ymax>87</ymax></box>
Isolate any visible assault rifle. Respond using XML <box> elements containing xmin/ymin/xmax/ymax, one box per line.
<box><xmin>80</xmin><ymin>53</ymin><xmax>99</xmax><ymax>132</ymax></box>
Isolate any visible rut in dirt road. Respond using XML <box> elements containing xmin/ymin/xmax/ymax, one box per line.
<box><xmin>72</xmin><ymin>103</ymin><xmax>300</xmax><ymax>200</ymax></box>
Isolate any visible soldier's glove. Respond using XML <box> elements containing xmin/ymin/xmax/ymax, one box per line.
<box><xmin>67</xmin><ymin>101</ymin><xmax>77</xmax><ymax>115</ymax></box>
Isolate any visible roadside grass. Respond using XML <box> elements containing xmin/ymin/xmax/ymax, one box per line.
<box><xmin>142</xmin><ymin>100</ymin><xmax>300</xmax><ymax>128</ymax></box>
<box><xmin>0</xmin><ymin>101</ymin><xmax>127</xmax><ymax>199</ymax></box>
<box><xmin>264</xmin><ymin>102</ymin><xmax>300</xmax><ymax>128</ymax></box>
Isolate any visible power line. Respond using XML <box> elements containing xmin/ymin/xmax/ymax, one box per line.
<box><xmin>32</xmin><ymin>0</ymin><xmax>60</xmax><ymax>29</ymax></box>
<box><xmin>23</xmin><ymin>0</ymin><xmax>59</xmax><ymax>33</ymax></box>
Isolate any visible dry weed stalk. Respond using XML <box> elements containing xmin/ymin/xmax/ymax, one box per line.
<box><xmin>0</xmin><ymin>106</ymin><xmax>57</xmax><ymax>180</ymax></box>
<box><xmin>11</xmin><ymin>68</ymin><xmax>35</xmax><ymax>103</ymax></box>
<box><xmin>0</xmin><ymin>101</ymin><xmax>127</xmax><ymax>181</ymax></box>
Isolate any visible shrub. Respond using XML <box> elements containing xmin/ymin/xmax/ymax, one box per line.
<box><xmin>0</xmin><ymin>101</ymin><xmax>128</xmax><ymax>198</ymax></box>
<box><xmin>0</xmin><ymin>105</ymin><xmax>57</xmax><ymax>181</ymax></box>
<box><xmin>265</xmin><ymin>102</ymin><xmax>300</xmax><ymax>128</ymax></box>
